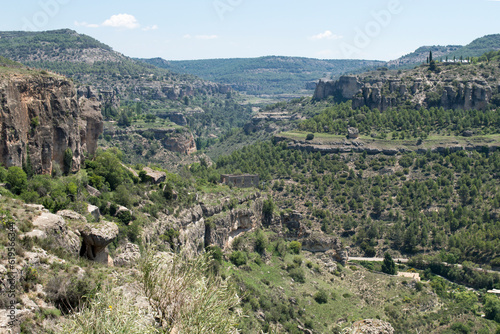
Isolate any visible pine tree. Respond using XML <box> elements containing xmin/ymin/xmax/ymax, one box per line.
<box><xmin>381</xmin><ymin>252</ymin><xmax>396</xmax><ymax>275</ymax></box>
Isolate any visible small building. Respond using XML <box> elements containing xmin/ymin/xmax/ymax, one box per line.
<box><xmin>220</xmin><ymin>174</ymin><xmax>259</xmax><ymax>188</ymax></box>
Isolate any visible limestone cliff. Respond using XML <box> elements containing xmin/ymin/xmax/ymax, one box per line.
<box><xmin>142</xmin><ymin>193</ymin><xmax>263</xmax><ymax>255</ymax></box>
<box><xmin>0</xmin><ymin>70</ymin><xmax>103</xmax><ymax>173</ymax></box>
<box><xmin>314</xmin><ymin>61</ymin><xmax>500</xmax><ymax>111</ymax></box>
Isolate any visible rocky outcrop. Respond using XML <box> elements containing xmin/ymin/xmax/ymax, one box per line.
<box><xmin>157</xmin><ymin>112</ymin><xmax>187</xmax><ymax>126</ymax></box>
<box><xmin>27</xmin><ymin>212</ymin><xmax>81</xmax><ymax>256</ymax></box>
<box><xmin>142</xmin><ymin>193</ymin><xmax>263</xmax><ymax>255</ymax></box>
<box><xmin>0</xmin><ymin>72</ymin><xmax>103</xmax><ymax>174</ymax></box>
<box><xmin>143</xmin><ymin>167</ymin><xmax>166</xmax><ymax>184</ymax></box>
<box><xmin>350</xmin><ymin>319</ymin><xmax>394</xmax><ymax>334</ymax></box>
<box><xmin>314</xmin><ymin>70</ymin><xmax>498</xmax><ymax>111</ymax></box>
<box><xmin>348</xmin><ymin>127</ymin><xmax>359</xmax><ymax>139</ymax></box>
<box><xmin>113</xmin><ymin>242</ymin><xmax>141</xmax><ymax>267</ymax></box>
<box><xmin>274</xmin><ymin>135</ymin><xmax>500</xmax><ymax>156</ymax></box>
<box><xmin>105</xmin><ymin>127</ymin><xmax>196</xmax><ymax>155</ymax></box>
<box><xmin>79</xmin><ymin>221</ymin><xmax>119</xmax><ymax>265</ymax></box>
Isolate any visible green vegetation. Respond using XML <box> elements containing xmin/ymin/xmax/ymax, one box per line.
<box><xmin>299</xmin><ymin>101</ymin><xmax>500</xmax><ymax>138</ymax></box>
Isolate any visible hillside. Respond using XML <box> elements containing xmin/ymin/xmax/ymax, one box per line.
<box><xmin>2</xmin><ymin>31</ymin><xmax>500</xmax><ymax>334</ymax></box>
<box><xmin>388</xmin><ymin>34</ymin><xmax>500</xmax><ymax>68</ymax></box>
<box><xmin>139</xmin><ymin>56</ymin><xmax>384</xmax><ymax>96</ymax></box>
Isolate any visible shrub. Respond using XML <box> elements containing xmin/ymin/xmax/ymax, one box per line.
<box><xmin>314</xmin><ymin>289</ymin><xmax>328</xmax><ymax>304</ymax></box>
<box><xmin>306</xmin><ymin>133</ymin><xmax>314</xmax><ymax>140</ymax></box>
<box><xmin>229</xmin><ymin>250</ymin><xmax>248</xmax><ymax>267</ymax></box>
<box><xmin>289</xmin><ymin>241</ymin><xmax>302</xmax><ymax>254</ymax></box>
<box><xmin>254</xmin><ymin>230</ymin><xmax>268</xmax><ymax>254</ymax></box>
<box><xmin>289</xmin><ymin>267</ymin><xmax>306</xmax><ymax>283</ymax></box>
<box><xmin>6</xmin><ymin>166</ymin><xmax>27</xmax><ymax>195</ymax></box>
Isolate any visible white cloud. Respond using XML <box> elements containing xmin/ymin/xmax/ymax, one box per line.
<box><xmin>195</xmin><ymin>35</ymin><xmax>218</xmax><ymax>40</ymax></box>
<box><xmin>74</xmin><ymin>21</ymin><xmax>99</xmax><ymax>28</ymax></box>
<box><xmin>310</xmin><ymin>30</ymin><xmax>343</xmax><ymax>41</ymax></box>
<box><xmin>183</xmin><ymin>34</ymin><xmax>218</xmax><ymax>40</ymax></box>
<box><xmin>102</xmin><ymin>14</ymin><xmax>140</xmax><ymax>29</ymax></box>
<box><xmin>143</xmin><ymin>25</ymin><xmax>159</xmax><ymax>31</ymax></box>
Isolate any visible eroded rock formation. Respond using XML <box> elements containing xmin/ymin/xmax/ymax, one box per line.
<box><xmin>79</xmin><ymin>221</ymin><xmax>119</xmax><ymax>265</ymax></box>
<box><xmin>0</xmin><ymin>72</ymin><xmax>103</xmax><ymax>174</ymax></box>
<box><xmin>314</xmin><ymin>72</ymin><xmax>498</xmax><ymax>111</ymax></box>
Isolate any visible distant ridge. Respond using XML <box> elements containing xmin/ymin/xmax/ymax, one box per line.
<box><xmin>138</xmin><ymin>56</ymin><xmax>384</xmax><ymax>95</ymax></box>
<box><xmin>388</xmin><ymin>34</ymin><xmax>500</xmax><ymax>68</ymax></box>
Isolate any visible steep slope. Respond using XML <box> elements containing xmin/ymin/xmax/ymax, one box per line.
<box><xmin>0</xmin><ymin>63</ymin><xmax>102</xmax><ymax>174</ymax></box>
<box><xmin>139</xmin><ymin>56</ymin><xmax>384</xmax><ymax>95</ymax></box>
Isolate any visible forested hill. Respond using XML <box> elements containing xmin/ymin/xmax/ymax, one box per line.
<box><xmin>138</xmin><ymin>56</ymin><xmax>384</xmax><ymax>95</ymax></box>
<box><xmin>0</xmin><ymin>29</ymin><xmax>229</xmax><ymax>101</ymax></box>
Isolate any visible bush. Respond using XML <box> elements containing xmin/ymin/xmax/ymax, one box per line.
<box><xmin>46</xmin><ymin>275</ymin><xmax>98</xmax><ymax>313</ymax></box>
<box><xmin>254</xmin><ymin>230</ymin><xmax>268</xmax><ymax>254</ymax></box>
<box><xmin>6</xmin><ymin>166</ymin><xmax>27</xmax><ymax>195</ymax></box>
<box><xmin>306</xmin><ymin>133</ymin><xmax>314</xmax><ymax>140</ymax></box>
<box><xmin>229</xmin><ymin>250</ymin><xmax>248</xmax><ymax>267</ymax></box>
<box><xmin>289</xmin><ymin>267</ymin><xmax>306</xmax><ymax>283</ymax></box>
<box><xmin>289</xmin><ymin>241</ymin><xmax>302</xmax><ymax>254</ymax></box>
<box><xmin>313</xmin><ymin>289</ymin><xmax>328</xmax><ymax>304</ymax></box>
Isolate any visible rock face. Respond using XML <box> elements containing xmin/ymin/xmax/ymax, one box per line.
<box><xmin>0</xmin><ymin>72</ymin><xmax>103</xmax><ymax>174</ymax></box>
<box><xmin>350</xmin><ymin>319</ymin><xmax>394</xmax><ymax>334</ymax></box>
<box><xmin>142</xmin><ymin>193</ymin><xmax>263</xmax><ymax>255</ymax></box>
<box><xmin>314</xmin><ymin>71</ymin><xmax>498</xmax><ymax>111</ymax></box>
<box><xmin>79</xmin><ymin>221</ymin><xmax>119</xmax><ymax>265</ymax></box>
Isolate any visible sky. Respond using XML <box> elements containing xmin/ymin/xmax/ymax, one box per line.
<box><xmin>0</xmin><ymin>0</ymin><xmax>499</xmax><ymax>61</ymax></box>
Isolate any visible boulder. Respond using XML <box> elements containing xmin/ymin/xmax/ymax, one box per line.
<box><xmin>30</xmin><ymin>212</ymin><xmax>80</xmax><ymax>256</ymax></box>
<box><xmin>114</xmin><ymin>243</ymin><xmax>141</xmax><ymax>267</ymax></box>
<box><xmin>87</xmin><ymin>204</ymin><xmax>100</xmax><ymax>221</ymax></box>
<box><xmin>86</xmin><ymin>184</ymin><xmax>101</xmax><ymax>197</ymax></box>
<box><xmin>79</xmin><ymin>221</ymin><xmax>119</xmax><ymax>265</ymax></box>
<box><xmin>348</xmin><ymin>127</ymin><xmax>360</xmax><ymax>139</ymax></box>
<box><xmin>143</xmin><ymin>167</ymin><xmax>166</xmax><ymax>184</ymax></box>
<box><xmin>462</xmin><ymin>130</ymin><xmax>474</xmax><ymax>137</ymax></box>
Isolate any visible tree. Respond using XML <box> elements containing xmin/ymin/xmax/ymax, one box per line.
<box><xmin>118</xmin><ymin>112</ymin><xmax>130</xmax><ymax>127</ymax></box>
<box><xmin>6</xmin><ymin>166</ymin><xmax>27</xmax><ymax>195</ymax></box>
<box><xmin>381</xmin><ymin>252</ymin><xmax>396</xmax><ymax>275</ymax></box>
<box><xmin>429</xmin><ymin>50</ymin><xmax>433</xmax><ymax>63</ymax></box>
<box><xmin>63</xmin><ymin>147</ymin><xmax>73</xmax><ymax>175</ymax></box>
